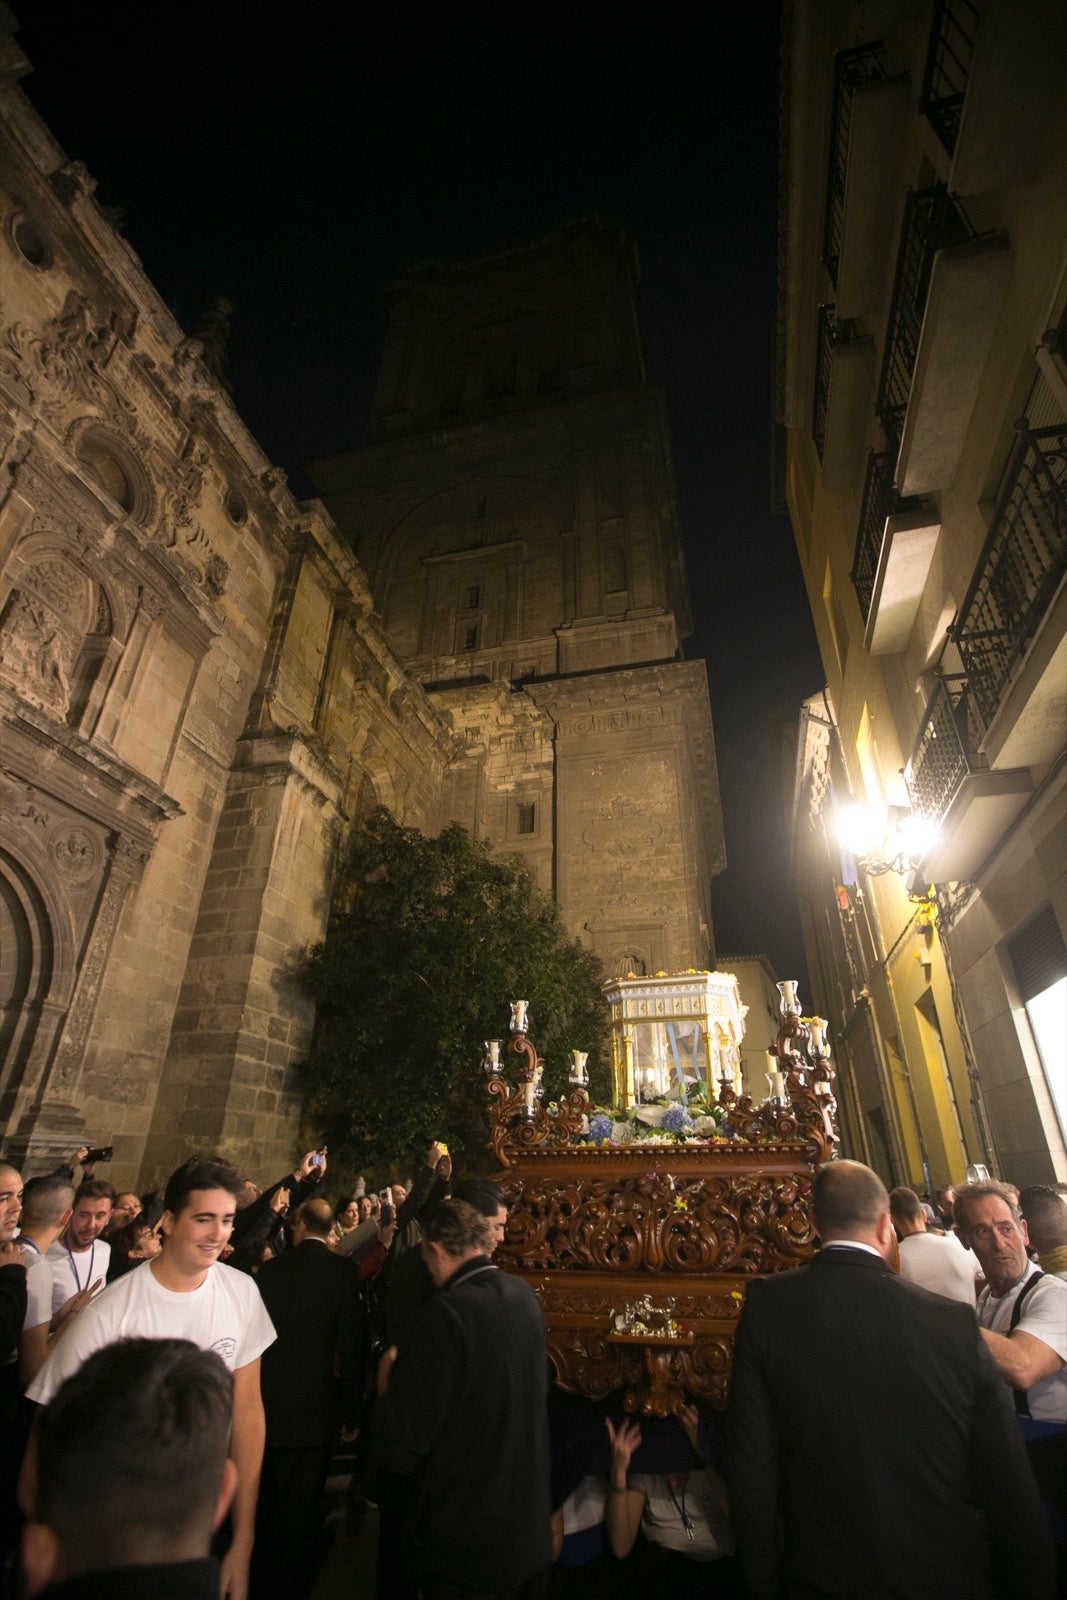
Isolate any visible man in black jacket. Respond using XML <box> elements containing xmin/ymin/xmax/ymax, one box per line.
<box><xmin>379</xmin><ymin>1200</ymin><xmax>551</xmax><ymax>1600</ymax></box>
<box><xmin>728</xmin><ymin>1159</ymin><xmax>1055</xmax><ymax>1600</ymax></box>
<box><xmin>251</xmin><ymin>1197</ymin><xmax>364</xmax><ymax>1599</ymax></box>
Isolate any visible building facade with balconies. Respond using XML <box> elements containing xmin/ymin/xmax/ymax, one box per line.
<box><xmin>780</xmin><ymin>0</ymin><xmax>1066</xmax><ymax>1186</ymax></box>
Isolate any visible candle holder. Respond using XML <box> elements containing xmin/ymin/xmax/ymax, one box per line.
<box><xmin>484</xmin><ymin>1004</ymin><xmax>591</xmax><ymax>1164</ymax></box>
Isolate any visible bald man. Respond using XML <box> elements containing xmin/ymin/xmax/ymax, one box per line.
<box><xmin>728</xmin><ymin>1160</ymin><xmax>1054</xmax><ymax>1600</ymax></box>
<box><xmin>252</xmin><ymin>1197</ymin><xmax>365</xmax><ymax>1598</ymax></box>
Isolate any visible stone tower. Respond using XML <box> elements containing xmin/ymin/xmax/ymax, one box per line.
<box><xmin>314</xmin><ymin>221</ymin><xmax>724</xmax><ymax>976</ymax></box>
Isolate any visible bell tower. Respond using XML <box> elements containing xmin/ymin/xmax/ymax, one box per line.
<box><xmin>314</xmin><ymin>220</ymin><xmax>724</xmax><ymax>975</ymax></box>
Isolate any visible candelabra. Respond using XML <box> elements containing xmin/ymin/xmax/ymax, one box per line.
<box><xmin>484</xmin><ymin>1004</ymin><xmax>591</xmax><ymax>1165</ymax></box>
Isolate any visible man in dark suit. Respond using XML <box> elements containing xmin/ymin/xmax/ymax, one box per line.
<box><xmin>378</xmin><ymin>1199</ymin><xmax>552</xmax><ymax>1600</ymax></box>
<box><xmin>727</xmin><ymin>1160</ymin><xmax>1054</xmax><ymax>1600</ymax></box>
<box><xmin>251</xmin><ymin>1196</ymin><xmax>364</xmax><ymax>1599</ymax></box>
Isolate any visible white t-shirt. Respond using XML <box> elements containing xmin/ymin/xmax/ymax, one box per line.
<box><xmin>45</xmin><ymin>1235</ymin><xmax>111</xmax><ymax>1317</ymax></box>
<box><xmin>897</xmin><ymin>1231</ymin><xmax>981</xmax><ymax>1305</ymax></box>
<box><xmin>27</xmin><ymin>1259</ymin><xmax>276</xmax><ymax>1406</ymax></box>
<box><xmin>629</xmin><ymin>1469</ymin><xmax>734</xmax><ymax>1560</ymax></box>
<box><xmin>978</xmin><ymin>1260</ymin><xmax>1067</xmax><ymax>1424</ymax></box>
<box><xmin>20</xmin><ymin>1241</ymin><xmax>53</xmax><ymax>1331</ymax></box>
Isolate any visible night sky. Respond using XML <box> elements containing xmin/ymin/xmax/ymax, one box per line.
<box><xmin>13</xmin><ymin>4</ymin><xmax>825</xmax><ymax>990</ymax></box>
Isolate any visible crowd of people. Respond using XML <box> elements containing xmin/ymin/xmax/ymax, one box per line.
<box><xmin>0</xmin><ymin>1141</ymin><xmax>1064</xmax><ymax>1600</ymax></box>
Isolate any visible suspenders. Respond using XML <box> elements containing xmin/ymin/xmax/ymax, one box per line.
<box><xmin>1006</xmin><ymin>1271</ymin><xmax>1046</xmax><ymax>1417</ymax></box>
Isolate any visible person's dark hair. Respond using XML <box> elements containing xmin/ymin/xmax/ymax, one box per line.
<box><xmin>1019</xmin><ymin>1184</ymin><xmax>1067</xmax><ymax>1252</ymax></box>
<box><xmin>111</xmin><ymin>1217</ymin><xmax>156</xmax><ymax>1255</ymax></box>
<box><xmin>422</xmin><ymin>1198</ymin><xmax>495</xmax><ymax>1257</ymax></box>
<box><xmin>73</xmin><ymin>1177</ymin><xmax>116</xmax><ymax>1207</ymax></box>
<box><xmin>162</xmin><ymin>1157</ymin><xmax>243</xmax><ymax>1217</ymax></box>
<box><xmin>33</xmin><ymin>1338</ymin><xmax>232</xmax><ymax>1570</ymax></box>
<box><xmin>812</xmin><ymin>1160</ymin><xmax>889</xmax><ymax>1239</ymax></box>
<box><xmin>228</xmin><ymin>1237</ymin><xmax>274</xmax><ymax>1275</ymax></box>
<box><xmin>888</xmin><ymin>1186</ymin><xmax>924</xmax><ymax>1225</ymax></box>
<box><xmin>20</xmin><ymin>1175</ymin><xmax>74</xmax><ymax>1230</ymax></box>
<box><xmin>452</xmin><ymin>1178</ymin><xmax>506</xmax><ymax>1217</ymax></box>
<box><xmin>333</xmin><ymin>1195</ymin><xmax>359</xmax><ymax>1220</ymax></box>
<box><xmin>954</xmin><ymin>1179</ymin><xmax>1021</xmax><ymax>1230</ymax></box>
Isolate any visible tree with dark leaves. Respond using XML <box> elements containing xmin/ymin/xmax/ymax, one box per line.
<box><xmin>299</xmin><ymin>809</ymin><xmax>611</xmax><ymax>1173</ymax></box>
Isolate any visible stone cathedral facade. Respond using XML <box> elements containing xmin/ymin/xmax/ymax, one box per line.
<box><xmin>0</xmin><ymin>33</ymin><xmax>723</xmax><ymax>1187</ymax></box>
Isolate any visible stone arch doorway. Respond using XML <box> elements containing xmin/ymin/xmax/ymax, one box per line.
<box><xmin>0</xmin><ymin>849</ymin><xmax>55</xmax><ymax>1119</ymax></box>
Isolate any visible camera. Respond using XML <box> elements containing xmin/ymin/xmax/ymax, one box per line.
<box><xmin>84</xmin><ymin>1146</ymin><xmax>113</xmax><ymax>1164</ymax></box>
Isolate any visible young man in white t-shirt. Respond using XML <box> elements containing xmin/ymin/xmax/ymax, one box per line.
<box><xmin>27</xmin><ymin>1157</ymin><xmax>276</xmax><ymax>1600</ymax></box>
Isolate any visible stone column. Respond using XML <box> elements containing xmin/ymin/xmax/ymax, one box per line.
<box><xmin>140</xmin><ymin>731</ymin><xmax>345</xmax><ymax>1184</ymax></box>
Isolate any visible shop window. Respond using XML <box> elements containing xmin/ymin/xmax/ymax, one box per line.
<box><xmin>1007</xmin><ymin>906</ymin><xmax>1067</xmax><ymax>1139</ymax></box>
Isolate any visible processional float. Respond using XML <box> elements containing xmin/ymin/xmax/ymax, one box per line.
<box><xmin>485</xmin><ymin>972</ymin><xmax>838</xmax><ymax>1417</ymax></box>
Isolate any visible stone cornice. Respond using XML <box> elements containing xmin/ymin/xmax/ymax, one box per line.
<box><xmin>0</xmin><ymin>686</ymin><xmax>183</xmax><ymax>839</ymax></box>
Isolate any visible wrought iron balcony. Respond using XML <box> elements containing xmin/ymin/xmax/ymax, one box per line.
<box><xmin>822</xmin><ymin>42</ymin><xmax>888</xmax><ymax>291</ymax></box>
<box><xmin>812</xmin><ymin>304</ymin><xmax>858</xmax><ymax>462</ymax></box>
<box><xmin>954</xmin><ymin>420</ymin><xmax>1067</xmax><ymax>740</ymax></box>
<box><xmin>920</xmin><ymin>0</ymin><xmax>980</xmax><ymax>159</ymax></box>
<box><xmin>905</xmin><ymin>674</ymin><xmax>979</xmax><ymax>827</ymax></box>
<box><xmin>876</xmin><ymin>186</ymin><xmax>976</xmax><ymax>451</ymax></box>
<box><xmin>905</xmin><ymin>668</ymin><xmax>1034</xmax><ymax>882</ymax></box>
<box><xmin>851</xmin><ymin>448</ymin><xmax>918</xmax><ymax>623</ymax></box>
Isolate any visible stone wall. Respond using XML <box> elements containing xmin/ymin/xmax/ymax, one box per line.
<box><xmin>0</xmin><ymin>53</ymin><xmax>450</xmax><ymax>1187</ymax></box>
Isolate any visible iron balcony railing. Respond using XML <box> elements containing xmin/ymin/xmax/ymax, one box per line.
<box><xmin>822</xmin><ymin>41</ymin><xmax>888</xmax><ymax>290</ymax></box>
<box><xmin>953</xmin><ymin>419</ymin><xmax>1067</xmax><ymax>738</ymax></box>
<box><xmin>906</xmin><ymin>674</ymin><xmax>983</xmax><ymax>827</ymax></box>
<box><xmin>876</xmin><ymin>185</ymin><xmax>977</xmax><ymax>451</ymax></box>
<box><xmin>851</xmin><ymin>447</ymin><xmax>919</xmax><ymax>623</ymax></box>
<box><xmin>812</xmin><ymin>304</ymin><xmax>857</xmax><ymax>461</ymax></box>
<box><xmin>920</xmin><ymin>0</ymin><xmax>981</xmax><ymax>159</ymax></box>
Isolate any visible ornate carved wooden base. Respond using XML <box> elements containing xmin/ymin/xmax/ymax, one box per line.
<box><xmin>497</xmin><ymin>1145</ymin><xmax>819</xmax><ymax>1411</ymax></box>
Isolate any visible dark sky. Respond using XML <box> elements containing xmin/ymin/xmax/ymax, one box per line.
<box><xmin>14</xmin><ymin>4</ymin><xmax>825</xmax><ymax>991</ymax></box>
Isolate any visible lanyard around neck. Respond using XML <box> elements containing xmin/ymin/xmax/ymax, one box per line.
<box><xmin>665</xmin><ymin>1476</ymin><xmax>694</xmax><ymax>1540</ymax></box>
<box><xmin>66</xmin><ymin>1238</ymin><xmax>95</xmax><ymax>1292</ymax></box>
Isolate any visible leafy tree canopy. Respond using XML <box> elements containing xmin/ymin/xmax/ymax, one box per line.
<box><xmin>299</xmin><ymin>808</ymin><xmax>612</xmax><ymax>1174</ymax></box>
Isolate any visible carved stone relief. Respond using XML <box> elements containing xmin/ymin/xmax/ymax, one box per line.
<box><xmin>0</xmin><ymin>290</ymin><xmax>134</xmax><ymax>432</ymax></box>
<box><xmin>0</xmin><ymin>553</ymin><xmax>96</xmax><ymax>718</ymax></box>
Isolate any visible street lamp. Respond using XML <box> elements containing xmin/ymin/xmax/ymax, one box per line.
<box><xmin>838</xmin><ymin>803</ymin><xmax>938</xmax><ymax>879</ymax></box>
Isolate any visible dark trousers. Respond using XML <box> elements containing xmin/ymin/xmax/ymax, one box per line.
<box><xmin>250</xmin><ymin>1443</ymin><xmax>333</xmax><ymax>1600</ymax></box>
<box><xmin>419</xmin><ymin>1570</ymin><xmax>551</xmax><ymax>1600</ymax></box>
